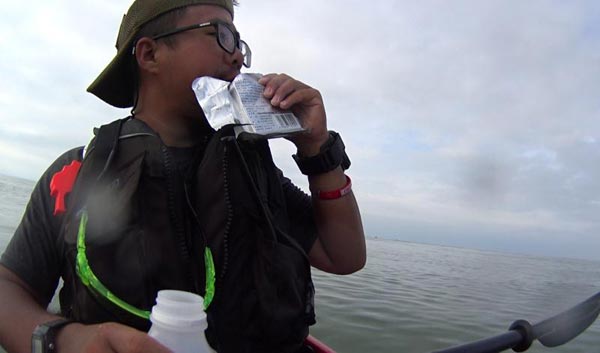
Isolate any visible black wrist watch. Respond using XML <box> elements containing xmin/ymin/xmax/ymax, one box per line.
<box><xmin>293</xmin><ymin>131</ymin><xmax>351</xmax><ymax>175</ymax></box>
<box><xmin>31</xmin><ymin>318</ymin><xmax>73</xmax><ymax>353</ymax></box>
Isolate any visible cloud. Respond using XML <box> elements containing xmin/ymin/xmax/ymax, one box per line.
<box><xmin>1</xmin><ymin>0</ymin><xmax>600</xmax><ymax>259</ymax></box>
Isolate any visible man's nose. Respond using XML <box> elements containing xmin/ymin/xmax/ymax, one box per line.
<box><xmin>227</xmin><ymin>46</ymin><xmax>244</xmax><ymax>69</ymax></box>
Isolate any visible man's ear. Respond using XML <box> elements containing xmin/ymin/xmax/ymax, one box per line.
<box><xmin>134</xmin><ymin>37</ymin><xmax>160</xmax><ymax>74</ymax></box>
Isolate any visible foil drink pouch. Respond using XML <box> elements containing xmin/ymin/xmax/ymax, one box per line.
<box><xmin>192</xmin><ymin>73</ymin><xmax>305</xmax><ymax>140</ymax></box>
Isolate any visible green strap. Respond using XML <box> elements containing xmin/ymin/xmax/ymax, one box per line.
<box><xmin>204</xmin><ymin>247</ymin><xmax>215</xmax><ymax>310</ymax></box>
<box><xmin>75</xmin><ymin>210</ymin><xmax>216</xmax><ymax>320</ymax></box>
<box><xmin>75</xmin><ymin>211</ymin><xmax>150</xmax><ymax>320</ymax></box>
<box><xmin>76</xmin><ymin>211</ymin><xmax>151</xmax><ymax>320</ymax></box>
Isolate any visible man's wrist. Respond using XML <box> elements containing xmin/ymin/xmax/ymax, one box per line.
<box><xmin>31</xmin><ymin>318</ymin><xmax>74</xmax><ymax>353</ymax></box>
<box><xmin>293</xmin><ymin>131</ymin><xmax>351</xmax><ymax>176</ymax></box>
<box><xmin>312</xmin><ymin>174</ymin><xmax>353</xmax><ymax>200</ymax></box>
<box><xmin>294</xmin><ymin>133</ymin><xmax>330</xmax><ymax>157</ymax></box>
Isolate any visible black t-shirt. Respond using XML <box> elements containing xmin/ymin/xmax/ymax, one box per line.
<box><xmin>0</xmin><ymin>145</ymin><xmax>317</xmax><ymax>307</ymax></box>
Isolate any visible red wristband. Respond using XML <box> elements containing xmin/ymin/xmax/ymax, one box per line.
<box><xmin>314</xmin><ymin>175</ymin><xmax>352</xmax><ymax>200</ymax></box>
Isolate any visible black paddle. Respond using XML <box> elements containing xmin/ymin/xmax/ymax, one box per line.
<box><xmin>431</xmin><ymin>291</ymin><xmax>600</xmax><ymax>353</ymax></box>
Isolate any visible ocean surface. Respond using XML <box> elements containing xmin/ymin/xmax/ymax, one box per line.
<box><xmin>1</xmin><ymin>173</ymin><xmax>599</xmax><ymax>353</ymax></box>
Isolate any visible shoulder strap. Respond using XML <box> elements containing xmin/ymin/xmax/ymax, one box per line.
<box><xmin>64</xmin><ymin>118</ymin><xmax>128</xmax><ymax>216</ymax></box>
<box><xmin>86</xmin><ymin>118</ymin><xmax>127</xmax><ymax>183</ymax></box>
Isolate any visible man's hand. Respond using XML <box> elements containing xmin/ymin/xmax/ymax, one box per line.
<box><xmin>0</xmin><ymin>264</ymin><xmax>172</xmax><ymax>353</ymax></box>
<box><xmin>259</xmin><ymin>74</ymin><xmax>330</xmax><ymax>156</ymax></box>
<box><xmin>56</xmin><ymin>322</ymin><xmax>172</xmax><ymax>353</ymax></box>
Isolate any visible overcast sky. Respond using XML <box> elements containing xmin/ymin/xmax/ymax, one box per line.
<box><xmin>1</xmin><ymin>1</ymin><xmax>599</xmax><ymax>260</ymax></box>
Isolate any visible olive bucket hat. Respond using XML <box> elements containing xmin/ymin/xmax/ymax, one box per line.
<box><xmin>87</xmin><ymin>0</ymin><xmax>234</xmax><ymax>108</ymax></box>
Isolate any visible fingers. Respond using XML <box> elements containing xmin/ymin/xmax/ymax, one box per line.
<box><xmin>258</xmin><ymin>73</ymin><xmax>329</xmax><ymax>153</ymax></box>
<box><xmin>102</xmin><ymin>323</ymin><xmax>172</xmax><ymax>353</ymax></box>
<box><xmin>259</xmin><ymin>73</ymin><xmax>297</xmax><ymax>106</ymax></box>
<box><xmin>258</xmin><ymin>73</ymin><xmax>321</xmax><ymax>110</ymax></box>
<box><xmin>60</xmin><ymin>322</ymin><xmax>172</xmax><ymax>353</ymax></box>
<box><xmin>280</xmin><ymin>88</ymin><xmax>322</xmax><ymax>111</ymax></box>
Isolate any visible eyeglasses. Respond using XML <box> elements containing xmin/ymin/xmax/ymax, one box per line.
<box><xmin>152</xmin><ymin>20</ymin><xmax>252</xmax><ymax>68</ymax></box>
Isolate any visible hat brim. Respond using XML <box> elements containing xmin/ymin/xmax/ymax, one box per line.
<box><xmin>87</xmin><ymin>0</ymin><xmax>234</xmax><ymax>108</ymax></box>
<box><xmin>87</xmin><ymin>45</ymin><xmax>136</xmax><ymax>108</ymax></box>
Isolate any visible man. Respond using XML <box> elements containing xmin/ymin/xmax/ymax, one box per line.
<box><xmin>0</xmin><ymin>0</ymin><xmax>365</xmax><ymax>352</ymax></box>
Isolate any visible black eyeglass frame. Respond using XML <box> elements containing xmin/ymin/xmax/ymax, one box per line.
<box><xmin>151</xmin><ymin>20</ymin><xmax>251</xmax><ymax>67</ymax></box>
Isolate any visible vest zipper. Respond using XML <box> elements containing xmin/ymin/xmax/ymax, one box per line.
<box><xmin>162</xmin><ymin>145</ymin><xmax>195</xmax><ymax>290</ymax></box>
<box><xmin>182</xmin><ymin>142</ymin><xmax>233</xmax><ymax>294</ymax></box>
<box><xmin>220</xmin><ymin>144</ymin><xmax>233</xmax><ymax>280</ymax></box>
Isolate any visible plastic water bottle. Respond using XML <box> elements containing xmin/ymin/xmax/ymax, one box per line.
<box><xmin>148</xmin><ymin>290</ymin><xmax>215</xmax><ymax>353</ymax></box>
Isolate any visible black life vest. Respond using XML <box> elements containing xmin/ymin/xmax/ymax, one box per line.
<box><xmin>58</xmin><ymin>117</ymin><xmax>315</xmax><ymax>353</ymax></box>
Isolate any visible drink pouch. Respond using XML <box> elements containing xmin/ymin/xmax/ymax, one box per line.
<box><xmin>192</xmin><ymin>73</ymin><xmax>305</xmax><ymax>140</ymax></box>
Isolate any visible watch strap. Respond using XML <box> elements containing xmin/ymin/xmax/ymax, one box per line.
<box><xmin>293</xmin><ymin>131</ymin><xmax>351</xmax><ymax>175</ymax></box>
<box><xmin>32</xmin><ymin>318</ymin><xmax>73</xmax><ymax>353</ymax></box>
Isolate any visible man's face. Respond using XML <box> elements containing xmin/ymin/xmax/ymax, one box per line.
<box><xmin>155</xmin><ymin>5</ymin><xmax>244</xmax><ymax>115</ymax></box>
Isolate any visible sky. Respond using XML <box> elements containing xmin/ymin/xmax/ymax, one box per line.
<box><xmin>1</xmin><ymin>0</ymin><xmax>600</xmax><ymax>261</ymax></box>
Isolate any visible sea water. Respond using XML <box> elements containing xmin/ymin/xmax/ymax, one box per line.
<box><xmin>1</xmin><ymin>173</ymin><xmax>599</xmax><ymax>353</ymax></box>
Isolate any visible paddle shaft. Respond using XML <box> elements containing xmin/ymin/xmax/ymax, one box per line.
<box><xmin>431</xmin><ymin>330</ymin><xmax>522</xmax><ymax>353</ymax></box>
